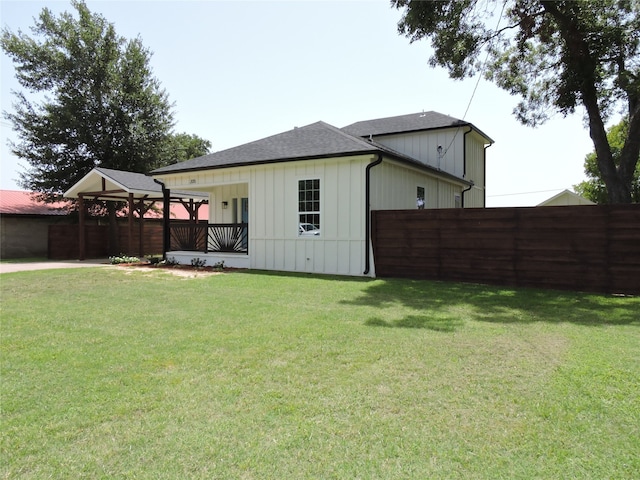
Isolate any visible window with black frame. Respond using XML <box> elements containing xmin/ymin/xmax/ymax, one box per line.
<box><xmin>298</xmin><ymin>179</ymin><xmax>320</xmax><ymax>236</ymax></box>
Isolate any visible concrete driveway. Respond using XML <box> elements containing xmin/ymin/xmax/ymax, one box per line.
<box><xmin>0</xmin><ymin>259</ymin><xmax>112</xmax><ymax>274</ymax></box>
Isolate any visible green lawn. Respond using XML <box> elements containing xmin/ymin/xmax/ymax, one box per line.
<box><xmin>1</xmin><ymin>267</ymin><xmax>639</xmax><ymax>479</ymax></box>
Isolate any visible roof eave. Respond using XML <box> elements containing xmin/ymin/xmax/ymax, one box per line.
<box><xmin>151</xmin><ymin>149</ymin><xmax>381</xmax><ymax>176</ymax></box>
<box><xmin>382</xmin><ymin>151</ymin><xmax>472</xmax><ymax>186</ymax></box>
<box><xmin>369</xmin><ymin>122</ymin><xmax>494</xmax><ymax>145</ymax></box>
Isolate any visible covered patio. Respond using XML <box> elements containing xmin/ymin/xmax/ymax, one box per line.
<box><xmin>64</xmin><ymin>167</ymin><xmax>209</xmax><ymax>260</ymax></box>
<box><xmin>161</xmin><ymin>180</ymin><xmax>250</xmax><ymax>269</ymax></box>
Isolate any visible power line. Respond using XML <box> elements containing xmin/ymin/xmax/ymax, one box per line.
<box><xmin>487</xmin><ymin>188</ymin><xmax>567</xmax><ymax>198</ymax></box>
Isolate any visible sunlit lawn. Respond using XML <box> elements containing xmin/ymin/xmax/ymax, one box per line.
<box><xmin>1</xmin><ymin>267</ymin><xmax>639</xmax><ymax>479</ymax></box>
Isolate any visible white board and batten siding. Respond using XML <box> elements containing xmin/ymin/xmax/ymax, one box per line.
<box><xmin>374</xmin><ymin>128</ymin><xmax>465</xmax><ymax>178</ymax></box>
<box><xmin>250</xmin><ymin>155</ymin><xmax>370</xmax><ymax>276</ymax></box>
<box><xmin>463</xmin><ymin>130</ymin><xmax>488</xmax><ymax>208</ymax></box>
<box><xmin>369</xmin><ymin>159</ymin><xmax>465</xmax><ymax>211</ymax></box>
<box><xmin>374</xmin><ymin>127</ymin><xmax>488</xmax><ymax>209</ymax></box>
<box><xmin>156</xmin><ymin>154</ymin><xmax>373</xmax><ymax>277</ymax></box>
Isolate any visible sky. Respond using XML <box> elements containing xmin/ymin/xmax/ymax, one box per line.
<box><xmin>0</xmin><ymin>0</ymin><xmax>602</xmax><ymax>207</ymax></box>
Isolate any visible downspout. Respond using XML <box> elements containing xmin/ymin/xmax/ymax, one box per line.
<box><xmin>461</xmin><ymin>127</ymin><xmax>473</xmax><ymax>208</ymax></box>
<box><xmin>459</xmin><ymin>127</ymin><xmax>493</xmax><ymax>208</ymax></box>
<box><xmin>461</xmin><ymin>181</ymin><xmax>474</xmax><ymax>208</ymax></box>
<box><xmin>363</xmin><ymin>154</ymin><xmax>383</xmax><ymax>275</ymax></box>
<box><xmin>483</xmin><ymin>143</ymin><xmax>492</xmax><ymax>207</ymax></box>
<box><xmin>153</xmin><ymin>179</ymin><xmax>170</xmax><ymax>260</ymax></box>
<box><xmin>463</xmin><ymin>127</ymin><xmax>472</xmax><ymax>179</ymax></box>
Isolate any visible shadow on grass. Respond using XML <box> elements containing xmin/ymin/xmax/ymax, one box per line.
<box><xmin>229</xmin><ymin>270</ymin><xmax>639</xmax><ymax>328</ymax></box>
<box><xmin>345</xmin><ymin>278</ymin><xmax>640</xmax><ymax>329</ymax></box>
<box><xmin>366</xmin><ymin>315</ymin><xmax>463</xmax><ymax>332</ymax></box>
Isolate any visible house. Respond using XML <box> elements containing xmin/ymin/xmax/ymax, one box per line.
<box><xmin>537</xmin><ymin>189</ymin><xmax>596</xmax><ymax>207</ymax></box>
<box><xmin>0</xmin><ymin>190</ymin><xmax>72</xmax><ymax>259</ymax></box>
<box><xmin>150</xmin><ymin>111</ymin><xmax>494</xmax><ymax>276</ymax></box>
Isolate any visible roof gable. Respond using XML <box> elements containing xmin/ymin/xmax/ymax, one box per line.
<box><xmin>152</xmin><ymin>121</ymin><xmax>379</xmax><ymax>174</ymax></box>
<box><xmin>537</xmin><ymin>189</ymin><xmax>596</xmax><ymax>206</ymax></box>
<box><xmin>65</xmin><ymin>167</ymin><xmax>163</xmax><ymax>198</ymax></box>
<box><xmin>64</xmin><ymin>168</ymin><xmax>207</xmax><ymax>200</ymax></box>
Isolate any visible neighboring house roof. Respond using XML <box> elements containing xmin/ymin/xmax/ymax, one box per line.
<box><xmin>152</xmin><ymin>115</ymin><xmax>481</xmax><ymax>185</ymax></box>
<box><xmin>65</xmin><ymin>167</ymin><xmax>208</xmax><ymax>201</ymax></box>
<box><xmin>148</xmin><ymin>203</ymin><xmax>210</xmax><ymax>220</ymax></box>
<box><xmin>342</xmin><ymin>111</ymin><xmax>494</xmax><ymax>143</ymax></box>
<box><xmin>0</xmin><ymin>190</ymin><xmax>70</xmax><ymax>216</ymax></box>
<box><xmin>537</xmin><ymin>189</ymin><xmax>596</xmax><ymax>207</ymax></box>
<box><xmin>0</xmin><ymin>189</ymin><xmax>206</xmax><ymax>220</ymax></box>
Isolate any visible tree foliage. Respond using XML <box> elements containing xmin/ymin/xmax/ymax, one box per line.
<box><xmin>1</xmin><ymin>1</ymin><xmax>209</xmax><ymax>202</ymax></box>
<box><xmin>393</xmin><ymin>0</ymin><xmax>640</xmax><ymax>203</ymax></box>
<box><xmin>165</xmin><ymin>133</ymin><xmax>212</xmax><ymax>165</ymax></box>
<box><xmin>574</xmin><ymin>118</ymin><xmax>640</xmax><ymax>203</ymax></box>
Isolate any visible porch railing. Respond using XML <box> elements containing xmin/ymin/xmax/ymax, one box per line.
<box><xmin>169</xmin><ymin>223</ymin><xmax>248</xmax><ymax>254</ymax></box>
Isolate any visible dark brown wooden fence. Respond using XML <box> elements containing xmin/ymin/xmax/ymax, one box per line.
<box><xmin>49</xmin><ymin>223</ymin><xmax>164</xmax><ymax>260</ymax></box>
<box><xmin>371</xmin><ymin>205</ymin><xmax>640</xmax><ymax>295</ymax></box>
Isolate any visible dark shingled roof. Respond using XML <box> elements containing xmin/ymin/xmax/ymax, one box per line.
<box><xmin>342</xmin><ymin>111</ymin><xmax>493</xmax><ymax>143</ymax></box>
<box><xmin>151</xmin><ymin>112</ymin><xmax>492</xmax><ymax>184</ymax></box>
<box><xmin>64</xmin><ymin>167</ymin><xmax>207</xmax><ymax>200</ymax></box>
<box><xmin>95</xmin><ymin>167</ymin><xmax>165</xmax><ymax>193</ymax></box>
<box><xmin>153</xmin><ymin>121</ymin><xmax>380</xmax><ymax>175</ymax></box>
<box><xmin>342</xmin><ymin>111</ymin><xmax>466</xmax><ymax>136</ymax></box>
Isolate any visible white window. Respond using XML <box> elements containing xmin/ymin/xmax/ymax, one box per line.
<box><xmin>455</xmin><ymin>193</ymin><xmax>462</xmax><ymax>208</ymax></box>
<box><xmin>298</xmin><ymin>179</ymin><xmax>320</xmax><ymax>236</ymax></box>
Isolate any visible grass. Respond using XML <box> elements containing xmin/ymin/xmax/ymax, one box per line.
<box><xmin>1</xmin><ymin>267</ymin><xmax>639</xmax><ymax>479</ymax></box>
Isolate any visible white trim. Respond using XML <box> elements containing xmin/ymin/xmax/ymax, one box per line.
<box><xmin>167</xmin><ymin>251</ymin><xmax>250</xmax><ymax>269</ymax></box>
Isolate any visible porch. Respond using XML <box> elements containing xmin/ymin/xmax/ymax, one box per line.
<box><xmin>167</xmin><ymin>222</ymin><xmax>249</xmax><ymax>269</ymax></box>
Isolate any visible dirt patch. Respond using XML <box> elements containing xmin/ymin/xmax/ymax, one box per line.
<box><xmin>116</xmin><ymin>263</ymin><xmax>242</xmax><ymax>278</ymax></box>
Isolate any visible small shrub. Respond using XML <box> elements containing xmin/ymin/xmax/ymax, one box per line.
<box><xmin>109</xmin><ymin>254</ymin><xmax>141</xmax><ymax>265</ymax></box>
<box><xmin>164</xmin><ymin>257</ymin><xmax>179</xmax><ymax>266</ymax></box>
<box><xmin>190</xmin><ymin>257</ymin><xmax>207</xmax><ymax>269</ymax></box>
<box><xmin>212</xmin><ymin>260</ymin><xmax>225</xmax><ymax>271</ymax></box>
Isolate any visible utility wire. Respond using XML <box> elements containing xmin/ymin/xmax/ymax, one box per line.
<box><xmin>487</xmin><ymin>188</ymin><xmax>567</xmax><ymax>198</ymax></box>
<box><xmin>441</xmin><ymin>1</ymin><xmax>507</xmax><ymax>158</ymax></box>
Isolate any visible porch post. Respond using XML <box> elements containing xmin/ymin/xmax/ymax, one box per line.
<box><xmin>128</xmin><ymin>192</ymin><xmax>134</xmax><ymax>256</ymax></box>
<box><xmin>78</xmin><ymin>193</ymin><xmax>85</xmax><ymax>260</ymax></box>
<box><xmin>154</xmin><ymin>179</ymin><xmax>170</xmax><ymax>260</ymax></box>
<box><xmin>138</xmin><ymin>199</ymin><xmax>145</xmax><ymax>258</ymax></box>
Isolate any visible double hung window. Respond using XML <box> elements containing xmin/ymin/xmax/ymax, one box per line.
<box><xmin>298</xmin><ymin>179</ymin><xmax>320</xmax><ymax>236</ymax></box>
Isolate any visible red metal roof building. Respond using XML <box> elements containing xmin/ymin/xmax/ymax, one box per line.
<box><xmin>0</xmin><ymin>189</ymin><xmax>208</xmax><ymax>219</ymax></box>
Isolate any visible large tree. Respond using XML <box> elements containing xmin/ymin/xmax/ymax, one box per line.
<box><xmin>1</xmin><ymin>0</ymin><xmax>181</xmax><ymax>201</ymax></box>
<box><xmin>393</xmin><ymin>0</ymin><xmax>640</xmax><ymax>203</ymax></box>
<box><xmin>574</xmin><ymin>118</ymin><xmax>640</xmax><ymax>203</ymax></box>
